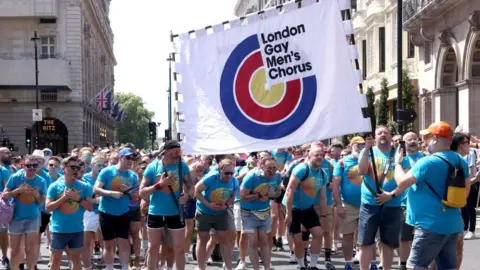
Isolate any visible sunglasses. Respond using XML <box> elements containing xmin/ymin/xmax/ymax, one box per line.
<box><xmin>357</xmin><ymin>143</ymin><xmax>365</xmax><ymax>148</ymax></box>
<box><xmin>70</xmin><ymin>165</ymin><xmax>81</xmax><ymax>171</ymax></box>
<box><xmin>139</xmin><ymin>167</ymin><xmax>147</xmax><ymax>170</ymax></box>
<box><xmin>48</xmin><ymin>164</ymin><xmax>57</xmax><ymax>167</ymax></box>
<box><xmin>25</xmin><ymin>164</ymin><xmax>39</xmax><ymax>169</ymax></box>
<box><xmin>223</xmin><ymin>172</ymin><xmax>234</xmax><ymax>176</ymax></box>
<box><xmin>124</xmin><ymin>155</ymin><xmax>138</xmax><ymax>161</ymax></box>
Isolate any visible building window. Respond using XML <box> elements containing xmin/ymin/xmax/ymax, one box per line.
<box><xmin>351</xmin><ymin>0</ymin><xmax>357</xmax><ymax>11</ymax></box>
<box><xmin>379</xmin><ymin>27</ymin><xmax>385</xmax><ymax>72</ymax></box>
<box><xmin>362</xmin><ymin>40</ymin><xmax>367</xmax><ymax>79</ymax></box>
<box><xmin>40</xmin><ymin>36</ymin><xmax>56</xmax><ymax>59</ymax></box>
<box><xmin>408</xmin><ymin>40</ymin><xmax>415</xmax><ymax>58</ymax></box>
<box><xmin>424</xmin><ymin>41</ymin><xmax>431</xmax><ymax>64</ymax></box>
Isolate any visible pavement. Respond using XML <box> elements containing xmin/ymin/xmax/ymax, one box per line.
<box><xmin>3</xmin><ymin>216</ymin><xmax>480</xmax><ymax>269</ymax></box>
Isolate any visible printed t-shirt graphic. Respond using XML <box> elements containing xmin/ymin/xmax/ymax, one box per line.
<box><xmin>241</xmin><ymin>170</ymin><xmax>281</xmax><ymax>210</ymax></box>
<box><xmin>332</xmin><ymin>155</ymin><xmax>362</xmax><ymax>207</ymax></box>
<box><xmin>196</xmin><ymin>172</ymin><xmax>237</xmax><ymax>216</ymax></box>
<box><xmin>282</xmin><ymin>163</ymin><xmax>326</xmax><ymax>210</ymax></box>
<box><xmin>6</xmin><ymin>172</ymin><xmax>46</xmax><ymax>220</ymax></box>
<box><xmin>97</xmin><ymin>166</ymin><xmax>138</xmax><ymax>216</ymax></box>
<box><xmin>359</xmin><ymin>147</ymin><xmax>401</xmax><ymax>206</ymax></box>
<box><xmin>143</xmin><ymin>159</ymin><xmax>190</xmax><ymax>216</ymax></box>
<box><xmin>47</xmin><ymin>177</ymin><xmax>93</xmax><ymax>233</ymax></box>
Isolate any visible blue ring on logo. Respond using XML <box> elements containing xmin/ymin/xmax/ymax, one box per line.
<box><xmin>220</xmin><ymin>34</ymin><xmax>317</xmax><ymax>140</ymax></box>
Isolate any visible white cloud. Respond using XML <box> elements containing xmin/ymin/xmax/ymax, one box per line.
<box><xmin>110</xmin><ymin>0</ymin><xmax>238</xmax><ymax>131</ymax></box>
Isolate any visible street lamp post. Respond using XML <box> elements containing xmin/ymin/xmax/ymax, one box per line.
<box><xmin>396</xmin><ymin>0</ymin><xmax>404</xmax><ymax>135</ymax></box>
<box><xmin>167</xmin><ymin>54</ymin><xmax>173</xmax><ymax>140</ymax></box>
<box><xmin>31</xmin><ymin>31</ymin><xmax>40</xmax><ymax>149</ymax></box>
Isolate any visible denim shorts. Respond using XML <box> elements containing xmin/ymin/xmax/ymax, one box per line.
<box><xmin>183</xmin><ymin>199</ymin><xmax>196</xmax><ymax>220</ymax></box>
<box><xmin>407</xmin><ymin>227</ymin><xmax>458</xmax><ymax>270</ymax></box>
<box><xmin>9</xmin><ymin>217</ymin><xmax>40</xmax><ymax>235</ymax></box>
<box><xmin>357</xmin><ymin>204</ymin><xmax>402</xmax><ymax>249</ymax></box>
<box><xmin>51</xmin><ymin>231</ymin><xmax>84</xmax><ymax>252</ymax></box>
<box><xmin>240</xmin><ymin>210</ymin><xmax>271</xmax><ymax>233</ymax></box>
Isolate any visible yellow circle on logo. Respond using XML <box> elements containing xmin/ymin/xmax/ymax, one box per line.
<box><xmin>250</xmin><ymin>68</ymin><xmax>285</xmax><ymax>107</ymax></box>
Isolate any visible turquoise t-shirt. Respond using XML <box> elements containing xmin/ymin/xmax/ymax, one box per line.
<box><xmin>196</xmin><ymin>172</ymin><xmax>237</xmax><ymax>216</ymax></box>
<box><xmin>47</xmin><ymin>177</ymin><xmax>93</xmax><ymax>233</ymax></box>
<box><xmin>82</xmin><ymin>173</ymin><xmax>99</xmax><ymax>214</ymax></box>
<box><xmin>271</xmin><ymin>150</ymin><xmax>293</xmax><ymax>172</ymax></box>
<box><xmin>407</xmin><ymin>151</ymin><xmax>469</xmax><ymax>235</ymax></box>
<box><xmin>97</xmin><ymin>166</ymin><xmax>138</xmax><ymax>216</ymax></box>
<box><xmin>6</xmin><ymin>172</ymin><xmax>46</xmax><ymax>220</ymax></box>
<box><xmin>400</xmin><ymin>152</ymin><xmax>425</xmax><ymax>207</ymax></box>
<box><xmin>333</xmin><ymin>155</ymin><xmax>362</xmax><ymax>208</ymax></box>
<box><xmin>0</xmin><ymin>165</ymin><xmax>13</xmax><ymax>191</ymax></box>
<box><xmin>282</xmin><ymin>163</ymin><xmax>326</xmax><ymax>210</ymax></box>
<box><xmin>323</xmin><ymin>159</ymin><xmax>334</xmax><ymax>206</ymax></box>
<box><xmin>240</xmin><ymin>170</ymin><xmax>281</xmax><ymax>211</ymax></box>
<box><xmin>143</xmin><ymin>159</ymin><xmax>190</xmax><ymax>216</ymax></box>
<box><xmin>359</xmin><ymin>147</ymin><xmax>402</xmax><ymax>206</ymax></box>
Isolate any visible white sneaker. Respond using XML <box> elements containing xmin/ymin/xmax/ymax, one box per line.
<box><xmin>289</xmin><ymin>252</ymin><xmax>296</xmax><ymax>263</ymax></box>
<box><xmin>207</xmin><ymin>257</ymin><xmax>214</xmax><ymax>265</ymax></box>
<box><xmin>235</xmin><ymin>261</ymin><xmax>247</xmax><ymax>270</ymax></box>
<box><xmin>464</xmin><ymin>231</ymin><xmax>476</xmax><ymax>240</ymax></box>
<box><xmin>353</xmin><ymin>252</ymin><xmax>360</xmax><ymax>264</ymax></box>
<box><xmin>185</xmin><ymin>253</ymin><xmax>191</xmax><ymax>264</ymax></box>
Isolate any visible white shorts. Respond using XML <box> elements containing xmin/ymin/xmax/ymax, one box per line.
<box><xmin>233</xmin><ymin>202</ymin><xmax>242</xmax><ymax>232</ymax></box>
<box><xmin>84</xmin><ymin>211</ymin><xmax>100</xmax><ymax>232</ymax></box>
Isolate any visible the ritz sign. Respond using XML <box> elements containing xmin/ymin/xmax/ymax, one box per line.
<box><xmin>42</xmin><ymin>119</ymin><xmax>56</xmax><ymax>132</ymax></box>
<box><xmin>99</xmin><ymin>128</ymin><xmax>107</xmax><ymax>138</ymax></box>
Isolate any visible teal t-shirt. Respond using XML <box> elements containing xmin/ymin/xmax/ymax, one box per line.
<box><xmin>143</xmin><ymin>159</ymin><xmax>190</xmax><ymax>216</ymax></box>
<box><xmin>6</xmin><ymin>172</ymin><xmax>46</xmax><ymax>220</ymax></box>
<box><xmin>271</xmin><ymin>150</ymin><xmax>293</xmax><ymax>172</ymax></box>
<box><xmin>47</xmin><ymin>177</ymin><xmax>93</xmax><ymax>233</ymax></box>
<box><xmin>97</xmin><ymin>166</ymin><xmax>138</xmax><ymax>216</ymax></box>
<box><xmin>282</xmin><ymin>163</ymin><xmax>327</xmax><ymax>210</ymax></box>
<box><xmin>82</xmin><ymin>173</ymin><xmax>99</xmax><ymax>214</ymax></box>
<box><xmin>240</xmin><ymin>170</ymin><xmax>281</xmax><ymax>211</ymax></box>
<box><xmin>333</xmin><ymin>155</ymin><xmax>362</xmax><ymax>207</ymax></box>
<box><xmin>196</xmin><ymin>172</ymin><xmax>237</xmax><ymax>216</ymax></box>
<box><xmin>359</xmin><ymin>147</ymin><xmax>402</xmax><ymax>206</ymax></box>
<box><xmin>407</xmin><ymin>151</ymin><xmax>469</xmax><ymax>235</ymax></box>
<box><xmin>400</xmin><ymin>152</ymin><xmax>425</xmax><ymax>207</ymax></box>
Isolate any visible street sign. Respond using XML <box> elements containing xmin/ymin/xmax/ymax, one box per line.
<box><xmin>397</xmin><ymin>109</ymin><xmax>417</xmax><ymax>123</ymax></box>
<box><xmin>32</xmin><ymin>109</ymin><xmax>42</xmax><ymax>121</ymax></box>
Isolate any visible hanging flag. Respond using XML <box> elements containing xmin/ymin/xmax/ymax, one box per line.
<box><xmin>111</xmin><ymin>101</ymin><xmax>120</xmax><ymax>118</ymax></box>
<box><xmin>95</xmin><ymin>88</ymin><xmax>109</xmax><ymax>110</ymax></box>
<box><xmin>103</xmin><ymin>90</ymin><xmax>113</xmax><ymax>111</ymax></box>
<box><xmin>173</xmin><ymin>0</ymin><xmax>370</xmax><ymax>154</ymax></box>
<box><xmin>116</xmin><ymin>109</ymin><xmax>124</xmax><ymax>123</ymax></box>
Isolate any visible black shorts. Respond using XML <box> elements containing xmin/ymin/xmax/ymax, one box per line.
<box><xmin>147</xmin><ymin>214</ymin><xmax>185</xmax><ymax>230</ymax></box>
<box><xmin>273</xmin><ymin>190</ymin><xmax>285</xmax><ymax>204</ymax></box>
<box><xmin>289</xmin><ymin>206</ymin><xmax>320</xmax><ymax>235</ymax></box>
<box><xmin>400</xmin><ymin>207</ymin><xmax>414</xmax><ymax>242</ymax></box>
<box><xmin>99</xmin><ymin>212</ymin><xmax>131</xmax><ymax>241</ymax></box>
<box><xmin>39</xmin><ymin>212</ymin><xmax>51</xmax><ymax>234</ymax></box>
<box><xmin>129</xmin><ymin>209</ymin><xmax>141</xmax><ymax>222</ymax></box>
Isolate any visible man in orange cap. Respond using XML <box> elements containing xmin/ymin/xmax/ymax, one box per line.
<box><xmin>377</xmin><ymin>122</ymin><xmax>469</xmax><ymax>270</ymax></box>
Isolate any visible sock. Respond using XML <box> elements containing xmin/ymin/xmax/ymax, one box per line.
<box><xmin>310</xmin><ymin>254</ymin><xmax>319</xmax><ymax>267</ymax></box>
<box><xmin>325</xmin><ymin>248</ymin><xmax>332</xmax><ymax>261</ymax></box>
<box><xmin>121</xmin><ymin>264</ymin><xmax>129</xmax><ymax>270</ymax></box>
<box><xmin>371</xmin><ymin>260</ymin><xmax>377</xmax><ymax>265</ymax></box>
<box><xmin>400</xmin><ymin>261</ymin><xmax>407</xmax><ymax>266</ymax></box>
<box><xmin>345</xmin><ymin>260</ymin><xmax>352</xmax><ymax>266</ymax></box>
<box><xmin>297</xmin><ymin>257</ymin><xmax>305</xmax><ymax>267</ymax></box>
<box><xmin>105</xmin><ymin>265</ymin><xmax>114</xmax><ymax>270</ymax></box>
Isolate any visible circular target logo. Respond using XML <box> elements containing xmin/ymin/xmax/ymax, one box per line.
<box><xmin>220</xmin><ymin>34</ymin><xmax>317</xmax><ymax>140</ymax></box>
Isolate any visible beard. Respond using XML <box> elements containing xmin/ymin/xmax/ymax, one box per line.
<box><xmin>1</xmin><ymin>157</ymin><xmax>11</xmax><ymax>166</ymax></box>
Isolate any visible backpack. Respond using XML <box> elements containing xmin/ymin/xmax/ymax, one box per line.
<box><xmin>424</xmin><ymin>155</ymin><xmax>467</xmax><ymax>209</ymax></box>
<box><xmin>0</xmin><ymin>197</ymin><xmax>14</xmax><ymax>228</ymax></box>
<box><xmin>282</xmin><ymin>158</ymin><xmax>308</xmax><ymax>187</ymax></box>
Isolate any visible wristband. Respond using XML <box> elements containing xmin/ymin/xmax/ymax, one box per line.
<box><xmin>154</xmin><ymin>183</ymin><xmax>162</xmax><ymax>190</ymax></box>
<box><xmin>76</xmin><ymin>199</ymin><xmax>83</xmax><ymax>203</ymax></box>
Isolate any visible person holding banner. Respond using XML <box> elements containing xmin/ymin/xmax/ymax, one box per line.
<box><xmin>240</xmin><ymin>157</ymin><xmax>282</xmax><ymax>270</ymax></box>
<box><xmin>284</xmin><ymin>145</ymin><xmax>328</xmax><ymax>270</ymax></box>
<box><xmin>357</xmin><ymin>126</ymin><xmax>402</xmax><ymax>270</ymax></box>
<box><xmin>194</xmin><ymin>158</ymin><xmax>237</xmax><ymax>270</ymax></box>
<box><xmin>139</xmin><ymin>140</ymin><xmax>191</xmax><ymax>270</ymax></box>
<box><xmin>94</xmin><ymin>147</ymin><xmax>139</xmax><ymax>270</ymax></box>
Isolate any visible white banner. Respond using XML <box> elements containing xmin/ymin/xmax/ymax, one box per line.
<box><xmin>176</xmin><ymin>0</ymin><xmax>371</xmax><ymax>154</ymax></box>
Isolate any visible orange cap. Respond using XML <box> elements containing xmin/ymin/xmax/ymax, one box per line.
<box><xmin>419</xmin><ymin>121</ymin><xmax>454</xmax><ymax>139</ymax></box>
<box><xmin>349</xmin><ymin>136</ymin><xmax>365</xmax><ymax>146</ymax></box>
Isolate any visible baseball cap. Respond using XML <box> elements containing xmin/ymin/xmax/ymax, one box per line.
<box><xmin>420</xmin><ymin>121</ymin><xmax>454</xmax><ymax>139</ymax></box>
<box><xmin>160</xmin><ymin>140</ymin><xmax>181</xmax><ymax>155</ymax></box>
<box><xmin>31</xmin><ymin>149</ymin><xmax>44</xmax><ymax>158</ymax></box>
<box><xmin>119</xmin><ymin>148</ymin><xmax>136</xmax><ymax>158</ymax></box>
<box><xmin>350</xmin><ymin>136</ymin><xmax>365</xmax><ymax>146</ymax></box>
<box><xmin>43</xmin><ymin>148</ymin><xmax>52</xmax><ymax>155</ymax></box>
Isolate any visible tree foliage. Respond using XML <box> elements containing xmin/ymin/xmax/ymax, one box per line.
<box><xmin>377</xmin><ymin>78</ymin><xmax>389</xmax><ymax>126</ymax></box>
<box><xmin>402</xmin><ymin>68</ymin><xmax>415</xmax><ymax>132</ymax></box>
<box><xmin>114</xmin><ymin>92</ymin><xmax>154</xmax><ymax>149</ymax></box>
<box><xmin>366</xmin><ymin>86</ymin><xmax>376</xmax><ymax>129</ymax></box>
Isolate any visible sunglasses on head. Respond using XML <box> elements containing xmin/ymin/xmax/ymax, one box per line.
<box><xmin>70</xmin><ymin>165</ymin><xmax>81</xmax><ymax>171</ymax></box>
<box><xmin>25</xmin><ymin>164</ymin><xmax>39</xmax><ymax>169</ymax></box>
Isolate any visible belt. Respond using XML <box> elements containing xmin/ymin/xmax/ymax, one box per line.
<box><xmin>240</xmin><ymin>207</ymin><xmax>270</xmax><ymax>213</ymax></box>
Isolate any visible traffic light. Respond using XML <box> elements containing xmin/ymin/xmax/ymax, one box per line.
<box><xmin>25</xmin><ymin>128</ymin><xmax>31</xmax><ymax>149</ymax></box>
<box><xmin>1</xmin><ymin>138</ymin><xmax>6</xmax><ymax>147</ymax></box>
<box><xmin>164</xmin><ymin>129</ymin><xmax>170</xmax><ymax>141</ymax></box>
<box><xmin>8</xmin><ymin>143</ymin><xmax>14</xmax><ymax>152</ymax></box>
<box><xmin>148</xmin><ymin>122</ymin><xmax>157</xmax><ymax>140</ymax></box>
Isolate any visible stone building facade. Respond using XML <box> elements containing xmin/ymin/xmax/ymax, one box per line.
<box><xmin>403</xmin><ymin>0</ymin><xmax>480</xmax><ymax>135</ymax></box>
<box><xmin>0</xmin><ymin>0</ymin><xmax>116</xmax><ymax>155</ymax></box>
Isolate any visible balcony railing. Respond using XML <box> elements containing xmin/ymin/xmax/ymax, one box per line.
<box><xmin>0</xmin><ymin>53</ymin><xmax>65</xmax><ymax>61</ymax></box>
<box><xmin>403</xmin><ymin>0</ymin><xmax>433</xmax><ymax>24</ymax></box>
<box><xmin>41</xmin><ymin>92</ymin><xmax>58</xmax><ymax>102</ymax></box>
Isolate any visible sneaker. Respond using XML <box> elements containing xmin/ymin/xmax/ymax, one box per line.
<box><xmin>2</xmin><ymin>257</ymin><xmax>9</xmax><ymax>267</ymax></box>
<box><xmin>378</xmin><ymin>263</ymin><xmax>383</xmax><ymax>270</ymax></box>
<box><xmin>289</xmin><ymin>252</ymin><xmax>297</xmax><ymax>264</ymax></box>
<box><xmin>370</xmin><ymin>264</ymin><xmax>378</xmax><ymax>270</ymax></box>
<box><xmin>325</xmin><ymin>261</ymin><xmax>336</xmax><ymax>270</ymax></box>
<box><xmin>309</xmin><ymin>267</ymin><xmax>320</xmax><ymax>270</ymax></box>
<box><xmin>207</xmin><ymin>257</ymin><xmax>214</xmax><ymax>266</ymax></box>
<box><xmin>296</xmin><ymin>267</ymin><xmax>308</xmax><ymax>270</ymax></box>
<box><xmin>19</xmin><ymin>263</ymin><xmax>24</xmax><ymax>270</ymax></box>
<box><xmin>464</xmin><ymin>231</ymin><xmax>476</xmax><ymax>240</ymax></box>
<box><xmin>94</xmin><ymin>245</ymin><xmax>101</xmax><ymax>255</ymax></box>
<box><xmin>185</xmin><ymin>253</ymin><xmax>191</xmax><ymax>264</ymax></box>
<box><xmin>272</xmin><ymin>245</ymin><xmax>279</xmax><ymax>251</ymax></box>
<box><xmin>276</xmin><ymin>240</ymin><xmax>285</xmax><ymax>251</ymax></box>
<box><xmin>344</xmin><ymin>265</ymin><xmax>353</xmax><ymax>270</ymax></box>
<box><xmin>353</xmin><ymin>252</ymin><xmax>360</xmax><ymax>264</ymax></box>
<box><xmin>235</xmin><ymin>261</ymin><xmax>247</xmax><ymax>270</ymax></box>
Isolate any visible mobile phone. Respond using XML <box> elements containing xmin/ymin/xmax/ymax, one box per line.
<box><xmin>399</xmin><ymin>141</ymin><xmax>406</xmax><ymax>156</ymax></box>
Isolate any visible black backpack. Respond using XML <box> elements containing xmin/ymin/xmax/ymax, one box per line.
<box><xmin>282</xmin><ymin>158</ymin><xmax>308</xmax><ymax>187</ymax></box>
